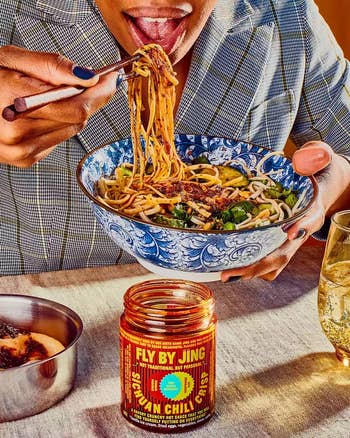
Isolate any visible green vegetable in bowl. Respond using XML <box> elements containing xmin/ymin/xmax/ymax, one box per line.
<box><xmin>217</xmin><ymin>166</ymin><xmax>249</xmax><ymax>187</ymax></box>
<box><xmin>257</xmin><ymin>203</ymin><xmax>274</xmax><ymax>212</ymax></box>
<box><xmin>223</xmin><ymin>222</ymin><xmax>236</xmax><ymax>230</ymax></box>
<box><xmin>285</xmin><ymin>193</ymin><xmax>298</xmax><ymax>208</ymax></box>
<box><xmin>171</xmin><ymin>203</ymin><xmax>191</xmax><ymax>221</ymax></box>
<box><xmin>265</xmin><ymin>182</ymin><xmax>284</xmax><ymax>199</ymax></box>
<box><xmin>154</xmin><ymin>214</ymin><xmax>188</xmax><ymax>229</ymax></box>
<box><xmin>264</xmin><ymin>182</ymin><xmax>299</xmax><ymax>208</ymax></box>
<box><xmin>192</xmin><ymin>155</ymin><xmax>210</xmax><ymax>165</ymax></box>
<box><xmin>221</xmin><ymin>205</ymin><xmax>248</xmax><ymax>224</ymax></box>
<box><xmin>120</xmin><ymin>166</ymin><xmax>132</xmax><ymax>177</ymax></box>
<box><xmin>282</xmin><ymin>187</ymin><xmax>292</xmax><ymax>197</ymax></box>
<box><xmin>233</xmin><ymin>200</ymin><xmax>255</xmax><ymax>213</ymax></box>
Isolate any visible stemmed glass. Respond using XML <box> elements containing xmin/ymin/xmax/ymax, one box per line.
<box><xmin>318</xmin><ymin>210</ymin><xmax>350</xmax><ymax>366</ymax></box>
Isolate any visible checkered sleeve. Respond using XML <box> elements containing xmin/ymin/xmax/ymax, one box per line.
<box><xmin>0</xmin><ymin>1</ymin><xmax>15</xmax><ymax>46</ymax></box>
<box><xmin>291</xmin><ymin>0</ymin><xmax>350</xmax><ymax>162</ymax></box>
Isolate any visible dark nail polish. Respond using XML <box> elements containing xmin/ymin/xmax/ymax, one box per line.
<box><xmin>294</xmin><ymin>228</ymin><xmax>307</xmax><ymax>240</ymax></box>
<box><xmin>227</xmin><ymin>276</ymin><xmax>241</xmax><ymax>283</ymax></box>
<box><xmin>116</xmin><ymin>74</ymin><xmax>123</xmax><ymax>87</ymax></box>
<box><xmin>282</xmin><ymin>224</ymin><xmax>291</xmax><ymax>233</ymax></box>
<box><xmin>72</xmin><ymin>66</ymin><xmax>96</xmax><ymax>80</ymax></box>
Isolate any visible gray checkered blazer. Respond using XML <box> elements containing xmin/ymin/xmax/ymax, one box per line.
<box><xmin>1</xmin><ymin>0</ymin><xmax>349</xmax><ymax>275</ymax></box>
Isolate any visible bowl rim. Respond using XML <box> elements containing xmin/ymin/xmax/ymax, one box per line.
<box><xmin>0</xmin><ymin>294</ymin><xmax>83</xmax><ymax>373</ymax></box>
<box><xmin>76</xmin><ymin>135</ymin><xmax>319</xmax><ymax>235</ymax></box>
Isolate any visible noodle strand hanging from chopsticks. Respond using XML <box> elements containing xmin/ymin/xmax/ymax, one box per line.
<box><xmin>128</xmin><ymin>44</ymin><xmax>185</xmax><ymax>189</ymax></box>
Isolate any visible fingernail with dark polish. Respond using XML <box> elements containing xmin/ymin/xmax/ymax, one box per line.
<box><xmin>294</xmin><ymin>228</ymin><xmax>307</xmax><ymax>240</ymax></box>
<box><xmin>282</xmin><ymin>224</ymin><xmax>291</xmax><ymax>233</ymax></box>
<box><xmin>227</xmin><ymin>276</ymin><xmax>242</xmax><ymax>283</ymax></box>
<box><xmin>72</xmin><ymin>66</ymin><xmax>96</xmax><ymax>80</ymax></box>
<box><xmin>116</xmin><ymin>74</ymin><xmax>123</xmax><ymax>88</ymax></box>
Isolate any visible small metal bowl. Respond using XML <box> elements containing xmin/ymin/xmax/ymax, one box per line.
<box><xmin>0</xmin><ymin>294</ymin><xmax>83</xmax><ymax>422</ymax></box>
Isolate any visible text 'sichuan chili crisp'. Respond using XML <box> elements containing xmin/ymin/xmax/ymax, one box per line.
<box><xmin>120</xmin><ymin>279</ymin><xmax>216</xmax><ymax>432</ymax></box>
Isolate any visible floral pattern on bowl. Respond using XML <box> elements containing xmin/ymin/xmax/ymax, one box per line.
<box><xmin>77</xmin><ymin>134</ymin><xmax>316</xmax><ymax>276</ymax></box>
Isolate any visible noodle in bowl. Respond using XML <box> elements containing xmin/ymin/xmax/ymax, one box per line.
<box><xmin>77</xmin><ymin>134</ymin><xmax>317</xmax><ymax>281</ymax></box>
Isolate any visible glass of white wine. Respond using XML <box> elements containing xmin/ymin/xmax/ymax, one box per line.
<box><xmin>318</xmin><ymin>210</ymin><xmax>350</xmax><ymax>366</ymax></box>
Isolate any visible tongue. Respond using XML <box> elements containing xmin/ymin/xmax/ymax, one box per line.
<box><xmin>134</xmin><ymin>18</ymin><xmax>179</xmax><ymax>40</ymax></box>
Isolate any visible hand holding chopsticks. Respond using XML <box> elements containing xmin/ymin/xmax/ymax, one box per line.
<box><xmin>2</xmin><ymin>54</ymin><xmax>139</xmax><ymax>122</ymax></box>
<box><xmin>0</xmin><ymin>45</ymin><xmax>140</xmax><ymax>167</ymax></box>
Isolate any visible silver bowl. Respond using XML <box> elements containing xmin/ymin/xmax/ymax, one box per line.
<box><xmin>0</xmin><ymin>294</ymin><xmax>83</xmax><ymax>422</ymax></box>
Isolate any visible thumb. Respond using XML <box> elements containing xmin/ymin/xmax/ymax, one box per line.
<box><xmin>286</xmin><ymin>200</ymin><xmax>325</xmax><ymax>240</ymax></box>
<box><xmin>292</xmin><ymin>141</ymin><xmax>333</xmax><ymax>176</ymax></box>
<box><xmin>0</xmin><ymin>45</ymin><xmax>99</xmax><ymax>87</ymax></box>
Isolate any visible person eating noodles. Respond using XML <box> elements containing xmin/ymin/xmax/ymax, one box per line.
<box><xmin>0</xmin><ymin>0</ymin><xmax>349</xmax><ymax>280</ymax></box>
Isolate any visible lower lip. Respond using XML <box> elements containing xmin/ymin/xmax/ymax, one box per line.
<box><xmin>125</xmin><ymin>15</ymin><xmax>189</xmax><ymax>54</ymax></box>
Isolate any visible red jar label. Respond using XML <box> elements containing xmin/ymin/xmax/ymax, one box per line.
<box><xmin>120</xmin><ymin>325</ymin><xmax>216</xmax><ymax>430</ymax></box>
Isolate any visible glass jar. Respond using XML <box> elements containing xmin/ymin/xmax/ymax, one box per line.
<box><xmin>119</xmin><ymin>279</ymin><xmax>217</xmax><ymax>432</ymax></box>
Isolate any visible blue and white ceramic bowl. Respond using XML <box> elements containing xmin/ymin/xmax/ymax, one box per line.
<box><xmin>77</xmin><ymin>134</ymin><xmax>317</xmax><ymax>281</ymax></box>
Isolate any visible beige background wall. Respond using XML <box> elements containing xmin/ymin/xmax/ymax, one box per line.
<box><xmin>317</xmin><ymin>0</ymin><xmax>350</xmax><ymax>58</ymax></box>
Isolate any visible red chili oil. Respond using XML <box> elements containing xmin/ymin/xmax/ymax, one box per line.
<box><xmin>119</xmin><ymin>279</ymin><xmax>216</xmax><ymax>432</ymax></box>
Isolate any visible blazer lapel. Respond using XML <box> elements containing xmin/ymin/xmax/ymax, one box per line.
<box><xmin>15</xmin><ymin>1</ymin><xmax>130</xmax><ymax>152</ymax></box>
<box><xmin>176</xmin><ymin>0</ymin><xmax>274</xmax><ymax>140</ymax></box>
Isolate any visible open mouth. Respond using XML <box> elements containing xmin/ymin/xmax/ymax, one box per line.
<box><xmin>124</xmin><ymin>7</ymin><xmax>191</xmax><ymax>54</ymax></box>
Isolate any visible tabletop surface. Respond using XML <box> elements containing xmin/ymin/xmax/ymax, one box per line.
<box><xmin>1</xmin><ymin>246</ymin><xmax>350</xmax><ymax>438</ymax></box>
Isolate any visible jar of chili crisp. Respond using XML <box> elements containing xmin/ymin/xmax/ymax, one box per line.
<box><xmin>119</xmin><ymin>279</ymin><xmax>216</xmax><ymax>432</ymax></box>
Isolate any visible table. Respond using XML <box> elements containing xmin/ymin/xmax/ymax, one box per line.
<box><xmin>1</xmin><ymin>247</ymin><xmax>349</xmax><ymax>438</ymax></box>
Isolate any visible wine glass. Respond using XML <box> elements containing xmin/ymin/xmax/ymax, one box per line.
<box><xmin>318</xmin><ymin>210</ymin><xmax>350</xmax><ymax>366</ymax></box>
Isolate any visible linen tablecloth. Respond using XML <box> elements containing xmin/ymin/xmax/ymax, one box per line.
<box><xmin>1</xmin><ymin>247</ymin><xmax>350</xmax><ymax>438</ymax></box>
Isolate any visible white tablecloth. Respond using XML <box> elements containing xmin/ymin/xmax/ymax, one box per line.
<box><xmin>1</xmin><ymin>247</ymin><xmax>349</xmax><ymax>438</ymax></box>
